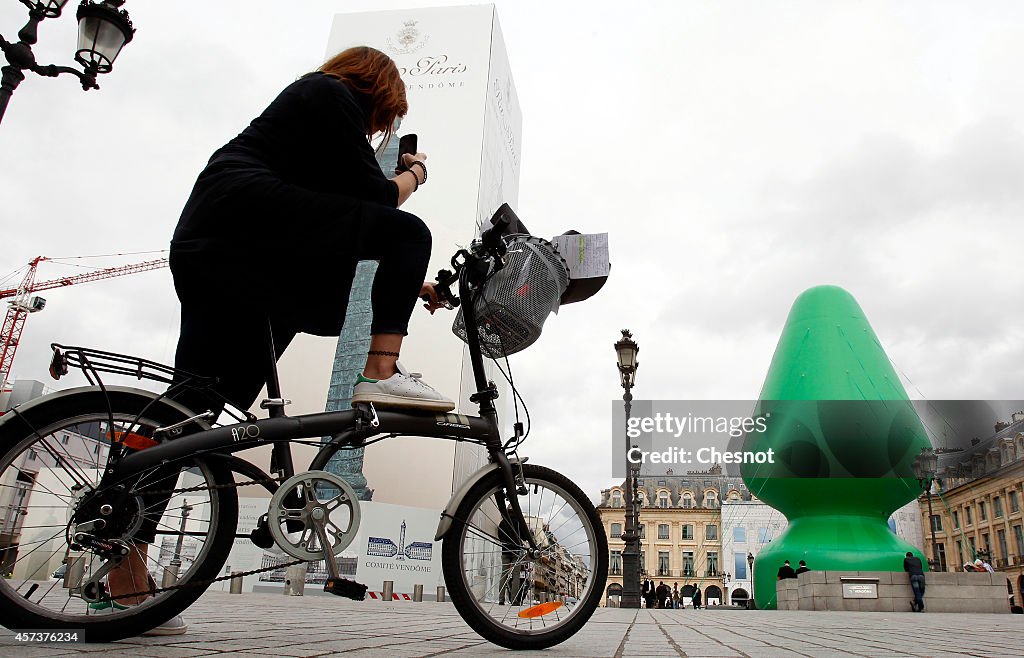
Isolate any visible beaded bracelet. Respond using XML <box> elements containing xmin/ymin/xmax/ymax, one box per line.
<box><xmin>409</xmin><ymin>160</ymin><xmax>428</xmax><ymax>184</ymax></box>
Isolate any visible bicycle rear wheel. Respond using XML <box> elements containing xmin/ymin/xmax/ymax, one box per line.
<box><xmin>0</xmin><ymin>387</ymin><xmax>238</xmax><ymax>641</ymax></box>
<box><xmin>441</xmin><ymin>463</ymin><xmax>607</xmax><ymax>650</ymax></box>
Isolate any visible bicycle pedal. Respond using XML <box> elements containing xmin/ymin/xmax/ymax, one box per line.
<box><xmin>249</xmin><ymin>515</ymin><xmax>275</xmax><ymax>549</ymax></box>
<box><xmin>324</xmin><ymin>577</ymin><xmax>368</xmax><ymax>601</ymax></box>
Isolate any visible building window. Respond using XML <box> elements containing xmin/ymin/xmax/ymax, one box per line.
<box><xmin>758</xmin><ymin>527</ymin><xmax>772</xmax><ymax>543</ymax></box>
<box><xmin>640</xmin><ymin>551</ymin><xmax>646</xmax><ymax>571</ymax></box>
<box><xmin>658</xmin><ymin>551</ymin><xmax>670</xmax><ymax>576</ymax></box>
<box><xmin>979</xmin><ymin>501</ymin><xmax>987</xmax><ymax>522</ymax></box>
<box><xmin>994</xmin><ymin>497</ymin><xmax>1004</xmax><ymax>518</ymax></box>
<box><xmin>707</xmin><ymin>551</ymin><xmax>719</xmax><ymax>577</ymax></box>
<box><xmin>930</xmin><ymin>515</ymin><xmax>942</xmax><ymax>533</ymax></box>
<box><xmin>639</xmin><ymin>524</ymin><xmax>645</xmax><ymax>539</ymax></box>
<box><xmin>705</xmin><ymin>492</ymin><xmax>717</xmax><ymax>508</ymax></box>
<box><xmin>658</xmin><ymin>524</ymin><xmax>669</xmax><ymax>540</ymax></box>
<box><xmin>610</xmin><ymin>550</ymin><xmax>622</xmax><ymax>576</ymax></box>
<box><xmin>682</xmin><ymin>494</ymin><xmax>693</xmax><ymax>509</ymax></box>
<box><xmin>706</xmin><ymin>525</ymin><xmax>718</xmax><ymax>541</ymax></box>
<box><xmin>956</xmin><ymin>540</ymin><xmax>964</xmax><ymax>567</ymax></box>
<box><xmin>982</xmin><ymin>533</ymin><xmax>991</xmax><ymax>556</ymax></box>
<box><xmin>658</xmin><ymin>492</ymin><xmax>669</xmax><ymax>508</ymax></box>
<box><xmin>1010</xmin><ymin>491</ymin><xmax>1020</xmax><ymax>514</ymax></box>
<box><xmin>682</xmin><ymin>551</ymin><xmax>694</xmax><ymax>577</ymax></box>
<box><xmin>965</xmin><ymin>506</ymin><xmax>973</xmax><ymax>525</ymax></box>
<box><xmin>998</xmin><ymin>529</ymin><xmax>1008</xmax><ymax>562</ymax></box>
<box><xmin>612</xmin><ymin>491</ymin><xmax>622</xmax><ymax>508</ymax></box>
<box><xmin>681</xmin><ymin>524</ymin><xmax>693</xmax><ymax>540</ymax></box>
<box><xmin>28</xmin><ymin>450</ymin><xmax>37</xmax><ymax>461</ymax></box>
<box><xmin>953</xmin><ymin>511</ymin><xmax>960</xmax><ymax>528</ymax></box>
<box><xmin>935</xmin><ymin>543</ymin><xmax>947</xmax><ymax>572</ymax></box>
<box><xmin>734</xmin><ymin>526</ymin><xmax>746</xmax><ymax>543</ymax></box>
<box><xmin>1013</xmin><ymin>525</ymin><xmax>1024</xmax><ymax>558</ymax></box>
<box><xmin>734</xmin><ymin>553</ymin><xmax>747</xmax><ymax>579</ymax></box>
<box><xmin>611</xmin><ymin>523</ymin><xmax>622</xmax><ymax>539</ymax></box>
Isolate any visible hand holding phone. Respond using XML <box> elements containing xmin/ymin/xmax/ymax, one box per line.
<box><xmin>396</xmin><ymin>134</ymin><xmax>418</xmax><ymax>172</ymax></box>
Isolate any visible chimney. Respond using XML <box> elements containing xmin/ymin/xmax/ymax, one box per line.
<box><xmin>995</xmin><ymin>421</ymin><xmax>1010</xmax><ymax>433</ymax></box>
<box><xmin>971</xmin><ymin>438</ymin><xmax>981</xmax><ymax>446</ymax></box>
<box><xmin>1012</xmin><ymin>411</ymin><xmax>1024</xmax><ymax>423</ymax></box>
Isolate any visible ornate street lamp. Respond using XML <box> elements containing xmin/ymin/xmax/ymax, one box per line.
<box><xmin>0</xmin><ymin>0</ymin><xmax>134</xmax><ymax>124</ymax></box>
<box><xmin>615</xmin><ymin>329</ymin><xmax>641</xmax><ymax>608</ymax></box>
<box><xmin>912</xmin><ymin>447</ymin><xmax>941</xmax><ymax>571</ymax></box>
<box><xmin>747</xmin><ymin>552</ymin><xmax>755</xmax><ymax>609</ymax></box>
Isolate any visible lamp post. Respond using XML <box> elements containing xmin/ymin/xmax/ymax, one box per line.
<box><xmin>161</xmin><ymin>498</ymin><xmax>192</xmax><ymax>587</ymax></box>
<box><xmin>0</xmin><ymin>0</ymin><xmax>134</xmax><ymax>125</ymax></box>
<box><xmin>747</xmin><ymin>552</ymin><xmax>755</xmax><ymax>609</ymax></box>
<box><xmin>615</xmin><ymin>329</ymin><xmax>640</xmax><ymax>608</ymax></box>
<box><xmin>912</xmin><ymin>447</ymin><xmax>941</xmax><ymax>571</ymax></box>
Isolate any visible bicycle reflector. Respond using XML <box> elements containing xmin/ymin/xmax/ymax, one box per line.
<box><xmin>107</xmin><ymin>430</ymin><xmax>158</xmax><ymax>450</ymax></box>
<box><xmin>517</xmin><ymin>601</ymin><xmax>564</xmax><ymax>618</ymax></box>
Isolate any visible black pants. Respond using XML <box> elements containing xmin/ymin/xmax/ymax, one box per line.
<box><xmin>168</xmin><ymin>201</ymin><xmax>431</xmax><ymax>416</ymax></box>
<box><xmin>136</xmin><ymin>192</ymin><xmax>431</xmax><ymax>544</ymax></box>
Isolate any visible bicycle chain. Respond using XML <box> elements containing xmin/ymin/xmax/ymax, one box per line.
<box><xmin>111</xmin><ymin>475</ymin><xmax>310</xmax><ymax>599</ymax></box>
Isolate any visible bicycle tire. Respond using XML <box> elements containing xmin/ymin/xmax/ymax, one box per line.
<box><xmin>441</xmin><ymin>463</ymin><xmax>608</xmax><ymax>650</ymax></box>
<box><xmin>0</xmin><ymin>387</ymin><xmax>238</xmax><ymax>642</ymax></box>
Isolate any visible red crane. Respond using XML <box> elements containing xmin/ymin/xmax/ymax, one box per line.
<box><xmin>0</xmin><ymin>255</ymin><xmax>168</xmax><ymax>394</ymax></box>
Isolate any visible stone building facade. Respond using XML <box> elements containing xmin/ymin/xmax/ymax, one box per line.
<box><xmin>919</xmin><ymin>412</ymin><xmax>1024</xmax><ymax>605</ymax></box>
<box><xmin>597</xmin><ymin>466</ymin><xmax>765</xmax><ymax>607</ymax></box>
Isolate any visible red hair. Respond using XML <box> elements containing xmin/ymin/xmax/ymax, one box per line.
<box><xmin>318</xmin><ymin>46</ymin><xmax>407</xmax><ymax>146</ymax></box>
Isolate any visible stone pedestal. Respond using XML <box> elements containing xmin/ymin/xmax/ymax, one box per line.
<box><xmin>776</xmin><ymin>571</ymin><xmax>1010</xmax><ymax>613</ymax></box>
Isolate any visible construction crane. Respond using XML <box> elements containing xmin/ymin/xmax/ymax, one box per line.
<box><xmin>0</xmin><ymin>255</ymin><xmax>169</xmax><ymax>394</ymax></box>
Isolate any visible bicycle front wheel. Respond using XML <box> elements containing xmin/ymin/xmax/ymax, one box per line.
<box><xmin>441</xmin><ymin>463</ymin><xmax>608</xmax><ymax>650</ymax></box>
<box><xmin>0</xmin><ymin>388</ymin><xmax>238</xmax><ymax>641</ymax></box>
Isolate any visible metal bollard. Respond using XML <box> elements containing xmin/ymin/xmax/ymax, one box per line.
<box><xmin>229</xmin><ymin>571</ymin><xmax>243</xmax><ymax>594</ymax></box>
<box><xmin>382</xmin><ymin>580</ymin><xmax>393</xmax><ymax>601</ymax></box>
<box><xmin>413</xmin><ymin>584</ymin><xmax>423</xmax><ymax>602</ymax></box>
<box><xmin>436</xmin><ymin>585</ymin><xmax>446</xmax><ymax>602</ymax></box>
<box><xmin>161</xmin><ymin>563</ymin><xmax>180</xmax><ymax>588</ymax></box>
<box><xmin>283</xmin><ymin>565</ymin><xmax>306</xmax><ymax>596</ymax></box>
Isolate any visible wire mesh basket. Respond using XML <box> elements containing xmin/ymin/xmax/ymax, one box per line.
<box><xmin>452</xmin><ymin>235</ymin><xmax>570</xmax><ymax>358</ymax></box>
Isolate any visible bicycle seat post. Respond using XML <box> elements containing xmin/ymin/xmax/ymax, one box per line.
<box><xmin>262</xmin><ymin>320</ymin><xmax>294</xmax><ymax>480</ymax></box>
<box><xmin>261</xmin><ymin>319</ymin><xmax>290</xmax><ymax>419</ymax></box>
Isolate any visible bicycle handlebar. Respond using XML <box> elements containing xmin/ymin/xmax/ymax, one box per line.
<box><xmin>423</xmin><ymin>212</ymin><xmax>517</xmax><ymax>309</ymax></box>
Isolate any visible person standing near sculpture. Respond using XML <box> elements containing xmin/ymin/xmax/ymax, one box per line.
<box><xmin>904</xmin><ymin>551</ymin><xmax>926</xmax><ymax>612</ymax></box>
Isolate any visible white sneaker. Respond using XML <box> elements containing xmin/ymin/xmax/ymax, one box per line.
<box><xmin>88</xmin><ymin>601</ymin><xmax>188</xmax><ymax>636</ymax></box>
<box><xmin>351</xmin><ymin>363</ymin><xmax>455</xmax><ymax>412</ymax></box>
<box><xmin>142</xmin><ymin>614</ymin><xmax>188</xmax><ymax>636</ymax></box>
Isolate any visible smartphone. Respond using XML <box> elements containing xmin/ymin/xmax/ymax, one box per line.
<box><xmin>397</xmin><ymin>133</ymin><xmax>418</xmax><ymax>172</ymax></box>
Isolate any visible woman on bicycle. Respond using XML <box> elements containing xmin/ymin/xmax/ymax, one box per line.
<box><xmin>170</xmin><ymin>45</ymin><xmax>454</xmax><ymax>415</ymax></box>
<box><xmin>105</xmin><ymin>46</ymin><xmax>454</xmax><ymax>635</ymax></box>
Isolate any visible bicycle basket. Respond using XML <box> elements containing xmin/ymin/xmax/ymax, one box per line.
<box><xmin>452</xmin><ymin>235</ymin><xmax>570</xmax><ymax>358</ymax></box>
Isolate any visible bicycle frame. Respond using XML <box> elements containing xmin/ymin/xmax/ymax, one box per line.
<box><xmin>101</xmin><ymin>228</ymin><xmax>536</xmax><ymax>547</ymax></box>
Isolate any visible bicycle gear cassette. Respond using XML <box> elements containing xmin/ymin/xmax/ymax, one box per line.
<box><xmin>268</xmin><ymin>470</ymin><xmax>361</xmax><ymax>561</ymax></box>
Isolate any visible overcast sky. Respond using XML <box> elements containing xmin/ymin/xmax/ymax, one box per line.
<box><xmin>1</xmin><ymin>1</ymin><xmax>1022</xmax><ymax>504</ymax></box>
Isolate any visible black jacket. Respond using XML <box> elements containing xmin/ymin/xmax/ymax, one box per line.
<box><xmin>903</xmin><ymin>556</ymin><xmax>924</xmax><ymax>576</ymax></box>
<box><xmin>171</xmin><ymin>73</ymin><xmax>400</xmax><ymax>335</ymax></box>
<box><xmin>777</xmin><ymin>564</ymin><xmax>797</xmax><ymax>579</ymax></box>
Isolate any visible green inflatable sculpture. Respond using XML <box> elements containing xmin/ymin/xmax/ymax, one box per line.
<box><xmin>741</xmin><ymin>286</ymin><xmax>930</xmax><ymax>609</ymax></box>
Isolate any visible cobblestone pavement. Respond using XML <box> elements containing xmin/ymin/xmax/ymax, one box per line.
<box><xmin>0</xmin><ymin>592</ymin><xmax>1021</xmax><ymax>657</ymax></box>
